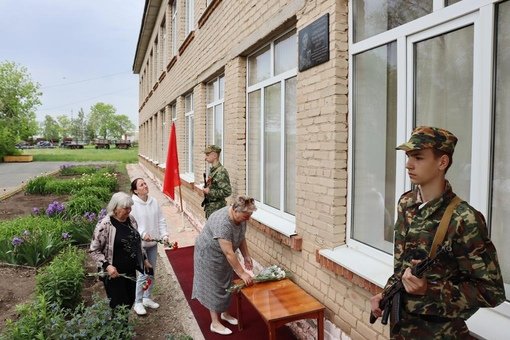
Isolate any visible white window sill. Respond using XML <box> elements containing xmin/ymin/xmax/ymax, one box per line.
<box><xmin>251</xmin><ymin>206</ymin><xmax>296</xmax><ymax>237</ymax></box>
<box><xmin>319</xmin><ymin>245</ymin><xmax>393</xmax><ymax>288</ymax></box>
<box><xmin>467</xmin><ymin>303</ymin><xmax>510</xmax><ymax>339</ymax></box>
<box><xmin>180</xmin><ymin>173</ymin><xmax>194</xmax><ymax>183</ymax></box>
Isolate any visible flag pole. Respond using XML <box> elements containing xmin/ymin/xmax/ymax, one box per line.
<box><xmin>178</xmin><ymin>184</ymin><xmax>185</xmax><ymax>232</ymax></box>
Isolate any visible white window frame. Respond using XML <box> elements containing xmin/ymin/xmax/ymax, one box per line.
<box><xmin>183</xmin><ymin>93</ymin><xmax>194</xmax><ymax>181</ymax></box>
<box><xmin>160</xmin><ymin>20</ymin><xmax>167</xmax><ymax>70</ymax></box>
<box><xmin>171</xmin><ymin>0</ymin><xmax>178</xmax><ymax>56</ymax></box>
<box><xmin>246</xmin><ymin>30</ymin><xmax>297</xmax><ymax>237</ymax></box>
<box><xmin>331</xmin><ymin>1</ymin><xmax>509</xmax><ymax>338</ymax></box>
<box><xmin>206</xmin><ymin>75</ymin><xmax>225</xmax><ymax>164</ymax></box>
<box><xmin>185</xmin><ymin>0</ymin><xmax>194</xmax><ymax>37</ymax></box>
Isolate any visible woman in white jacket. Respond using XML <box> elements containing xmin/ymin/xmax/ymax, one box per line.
<box><xmin>130</xmin><ymin>178</ymin><xmax>169</xmax><ymax>316</ymax></box>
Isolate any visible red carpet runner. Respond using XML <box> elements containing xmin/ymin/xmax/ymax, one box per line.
<box><xmin>166</xmin><ymin>246</ymin><xmax>297</xmax><ymax>340</ymax></box>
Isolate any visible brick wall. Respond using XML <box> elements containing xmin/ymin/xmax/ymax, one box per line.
<box><xmin>136</xmin><ymin>0</ymin><xmax>391</xmax><ymax>338</ymax></box>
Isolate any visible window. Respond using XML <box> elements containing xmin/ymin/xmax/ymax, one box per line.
<box><xmin>161</xmin><ymin>108</ymin><xmax>167</xmax><ymax>165</ymax></box>
<box><xmin>206</xmin><ymin>76</ymin><xmax>224</xmax><ymax>161</ymax></box>
<box><xmin>185</xmin><ymin>0</ymin><xmax>194</xmax><ymax>36</ymax></box>
<box><xmin>160</xmin><ymin>20</ymin><xmax>167</xmax><ymax>70</ymax></box>
<box><xmin>349</xmin><ymin>1</ymin><xmax>510</xmax><ymax>336</ymax></box>
<box><xmin>184</xmin><ymin>93</ymin><xmax>194</xmax><ymax>175</ymax></box>
<box><xmin>353</xmin><ymin>0</ymin><xmax>432</xmax><ymax>42</ymax></box>
<box><xmin>491</xmin><ymin>0</ymin><xmax>510</xmax><ymax>300</ymax></box>
<box><xmin>352</xmin><ymin>42</ymin><xmax>397</xmax><ymax>254</ymax></box>
<box><xmin>170</xmin><ymin>102</ymin><xmax>177</xmax><ymax>122</ymax></box>
<box><xmin>172</xmin><ymin>0</ymin><xmax>178</xmax><ymax>56</ymax></box>
<box><xmin>247</xmin><ymin>30</ymin><xmax>297</xmax><ymax>225</ymax></box>
<box><xmin>154</xmin><ymin>38</ymin><xmax>160</xmax><ymax>75</ymax></box>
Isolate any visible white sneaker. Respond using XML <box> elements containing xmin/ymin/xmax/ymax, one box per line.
<box><xmin>143</xmin><ymin>298</ymin><xmax>160</xmax><ymax>309</ymax></box>
<box><xmin>134</xmin><ymin>303</ymin><xmax>147</xmax><ymax>315</ymax></box>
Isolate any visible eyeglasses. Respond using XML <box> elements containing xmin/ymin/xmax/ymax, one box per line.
<box><xmin>241</xmin><ymin>197</ymin><xmax>254</xmax><ymax>204</ymax></box>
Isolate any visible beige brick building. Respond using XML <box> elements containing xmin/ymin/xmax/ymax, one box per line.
<box><xmin>133</xmin><ymin>0</ymin><xmax>510</xmax><ymax>339</ymax></box>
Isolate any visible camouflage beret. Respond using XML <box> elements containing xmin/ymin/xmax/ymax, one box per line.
<box><xmin>396</xmin><ymin>126</ymin><xmax>458</xmax><ymax>154</ymax></box>
<box><xmin>204</xmin><ymin>144</ymin><xmax>221</xmax><ymax>154</ymax></box>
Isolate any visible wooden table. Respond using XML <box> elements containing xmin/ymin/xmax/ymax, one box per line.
<box><xmin>236</xmin><ymin>278</ymin><xmax>325</xmax><ymax>340</ymax></box>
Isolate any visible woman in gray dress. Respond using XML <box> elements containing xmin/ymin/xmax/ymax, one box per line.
<box><xmin>192</xmin><ymin>195</ymin><xmax>256</xmax><ymax>335</ymax></box>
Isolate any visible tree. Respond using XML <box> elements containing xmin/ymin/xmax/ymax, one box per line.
<box><xmin>0</xmin><ymin>61</ymin><xmax>41</xmax><ymax>156</ymax></box>
<box><xmin>41</xmin><ymin>115</ymin><xmax>60</xmax><ymax>142</ymax></box>
<box><xmin>87</xmin><ymin>102</ymin><xmax>116</xmax><ymax>140</ymax></box>
<box><xmin>56</xmin><ymin>115</ymin><xmax>71</xmax><ymax>141</ymax></box>
<box><xmin>70</xmin><ymin>108</ymin><xmax>87</xmax><ymax>142</ymax></box>
<box><xmin>109</xmin><ymin>114</ymin><xmax>135</xmax><ymax>139</ymax></box>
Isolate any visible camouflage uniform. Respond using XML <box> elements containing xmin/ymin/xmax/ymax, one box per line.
<box><xmin>204</xmin><ymin>162</ymin><xmax>232</xmax><ymax>219</ymax></box>
<box><xmin>385</xmin><ymin>126</ymin><xmax>505</xmax><ymax>339</ymax></box>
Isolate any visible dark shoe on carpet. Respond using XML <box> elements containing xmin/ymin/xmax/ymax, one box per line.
<box><xmin>210</xmin><ymin>323</ymin><xmax>232</xmax><ymax>335</ymax></box>
<box><xmin>221</xmin><ymin>312</ymin><xmax>238</xmax><ymax>325</ymax></box>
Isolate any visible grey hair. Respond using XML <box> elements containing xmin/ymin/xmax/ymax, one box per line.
<box><xmin>106</xmin><ymin>192</ymin><xmax>134</xmax><ymax>215</ymax></box>
<box><xmin>232</xmin><ymin>195</ymin><xmax>257</xmax><ymax>213</ymax></box>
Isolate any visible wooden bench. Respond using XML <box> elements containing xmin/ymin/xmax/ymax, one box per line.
<box><xmin>236</xmin><ymin>278</ymin><xmax>325</xmax><ymax>340</ymax></box>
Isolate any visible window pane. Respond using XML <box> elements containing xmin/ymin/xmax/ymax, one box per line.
<box><xmin>352</xmin><ymin>42</ymin><xmax>397</xmax><ymax>253</ymax></box>
<box><xmin>206</xmin><ymin>107</ymin><xmax>214</xmax><ymax>145</ymax></box>
<box><xmin>248</xmin><ymin>45</ymin><xmax>271</xmax><ymax>86</ymax></box>
<box><xmin>491</xmin><ymin>0</ymin><xmax>510</xmax><ymax>300</ymax></box>
<box><xmin>248</xmin><ymin>90</ymin><xmax>261</xmax><ymax>201</ymax></box>
<box><xmin>446</xmin><ymin>0</ymin><xmax>461</xmax><ymax>5</ymax></box>
<box><xmin>285</xmin><ymin>77</ymin><xmax>296</xmax><ymax>215</ymax></box>
<box><xmin>206</xmin><ymin>80</ymin><xmax>216</xmax><ymax>104</ymax></box>
<box><xmin>214</xmin><ymin>104</ymin><xmax>223</xmax><ymax>147</ymax></box>
<box><xmin>219</xmin><ymin>76</ymin><xmax>225</xmax><ymax>99</ymax></box>
<box><xmin>275</xmin><ymin>31</ymin><xmax>297</xmax><ymax>75</ymax></box>
<box><xmin>353</xmin><ymin>0</ymin><xmax>432</xmax><ymax>42</ymax></box>
<box><xmin>264</xmin><ymin>83</ymin><xmax>281</xmax><ymax>209</ymax></box>
<box><xmin>415</xmin><ymin>25</ymin><xmax>473</xmax><ymax>201</ymax></box>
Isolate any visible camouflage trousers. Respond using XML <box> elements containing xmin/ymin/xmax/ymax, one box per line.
<box><xmin>392</xmin><ymin>314</ymin><xmax>475</xmax><ymax>340</ymax></box>
<box><xmin>204</xmin><ymin>200</ymin><xmax>227</xmax><ymax>219</ymax></box>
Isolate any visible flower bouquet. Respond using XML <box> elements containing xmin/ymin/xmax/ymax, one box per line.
<box><xmin>226</xmin><ymin>264</ymin><xmax>290</xmax><ymax>293</ymax></box>
<box><xmin>148</xmin><ymin>238</ymin><xmax>179</xmax><ymax>250</ymax></box>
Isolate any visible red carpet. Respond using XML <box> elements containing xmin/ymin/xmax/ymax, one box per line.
<box><xmin>166</xmin><ymin>246</ymin><xmax>297</xmax><ymax>340</ymax></box>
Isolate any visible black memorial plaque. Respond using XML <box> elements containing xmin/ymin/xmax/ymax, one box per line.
<box><xmin>298</xmin><ymin>14</ymin><xmax>330</xmax><ymax>72</ymax></box>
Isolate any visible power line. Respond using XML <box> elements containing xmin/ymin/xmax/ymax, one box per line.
<box><xmin>38</xmin><ymin>88</ymin><xmax>134</xmax><ymax>111</ymax></box>
<box><xmin>40</xmin><ymin>71</ymin><xmax>132</xmax><ymax>89</ymax></box>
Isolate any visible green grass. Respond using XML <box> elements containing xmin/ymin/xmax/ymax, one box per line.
<box><xmin>22</xmin><ymin>145</ymin><xmax>138</xmax><ymax>163</ymax></box>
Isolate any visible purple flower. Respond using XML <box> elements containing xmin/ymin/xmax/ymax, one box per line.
<box><xmin>12</xmin><ymin>237</ymin><xmax>24</xmax><ymax>247</ymax></box>
<box><xmin>98</xmin><ymin>208</ymin><xmax>107</xmax><ymax>221</ymax></box>
<box><xmin>32</xmin><ymin>207</ymin><xmax>40</xmax><ymax>215</ymax></box>
<box><xmin>83</xmin><ymin>212</ymin><xmax>97</xmax><ymax>222</ymax></box>
<box><xmin>46</xmin><ymin>201</ymin><xmax>65</xmax><ymax>216</ymax></box>
<box><xmin>61</xmin><ymin>232</ymin><xmax>71</xmax><ymax>240</ymax></box>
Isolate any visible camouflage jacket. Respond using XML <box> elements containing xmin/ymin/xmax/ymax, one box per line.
<box><xmin>206</xmin><ymin>162</ymin><xmax>232</xmax><ymax>204</ymax></box>
<box><xmin>385</xmin><ymin>181</ymin><xmax>505</xmax><ymax>320</ymax></box>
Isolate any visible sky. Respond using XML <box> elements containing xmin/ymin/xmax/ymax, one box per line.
<box><xmin>0</xmin><ymin>0</ymin><xmax>145</xmax><ymax>127</ymax></box>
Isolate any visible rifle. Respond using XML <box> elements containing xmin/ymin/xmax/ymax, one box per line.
<box><xmin>201</xmin><ymin>172</ymin><xmax>210</xmax><ymax>208</ymax></box>
<box><xmin>369</xmin><ymin>244</ymin><xmax>451</xmax><ymax>333</ymax></box>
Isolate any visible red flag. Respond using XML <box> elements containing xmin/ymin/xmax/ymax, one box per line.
<box><xmin>163</xmin><ymin>122</ymin><xmax>181</xmax><ymax>199</ymax></box>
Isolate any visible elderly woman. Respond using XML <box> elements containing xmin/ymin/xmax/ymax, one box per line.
<box><xmin>192</xmin><ymin>195</ymin><xmax>256</xmax><ymax>335</ymax></box>
<box><xmin>89</xmin><ymin>192</ymin><xmax>151</xmax><ymax>311</ymax></box>
<box><xmin>130</xmin><ymin>177</ymin><xmax>169</xmax><ymax>316</ymax></box>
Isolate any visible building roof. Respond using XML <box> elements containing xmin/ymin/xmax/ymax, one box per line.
<box><xmin>132</xmin><ymin>0</ymin><xmax>162</xmax><ymax>74</ymax></box>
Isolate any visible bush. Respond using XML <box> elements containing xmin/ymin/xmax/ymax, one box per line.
<box><xmin>0</xmin><ymin>216</ymin><xmax>73</xmax><ymax>266</ymax></box>
<box><xmin>72</xmin><ymin>186</ymin><xmax>111</xmax><ymax>203</ymax></box>
<box><xmin>36</xmin><ymin>246</ymin><xmax>86</xmax><ymax>309</ymax></box>
<box><xmin>64</xmin><ymin>195</ymin><xmax>105</xmax><ymax>219</ymax></box>
<box><xmin>59</xmin><ymin>295</ymin><xmax>135</xmax><ymax>340</ymax></box>
<box><xmin>25</xmin><ymin>176</ymin><xmax>52</xmax><ymax>194</ymax></box>
<box><xmin>1</xmin><ymin>294</ymin><xmax>66</xmax><ymax>340</ymax></box>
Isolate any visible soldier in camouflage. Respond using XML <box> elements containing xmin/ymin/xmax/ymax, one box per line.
<box><xmin>203</xmin><ymin>145</ymin><xmax>232</xmax><ymax>219</ymax></box>
<box><xmin>370</xmin><ymin>126</ymin><xmax>505</xmax><ymax>339</ymax></box>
